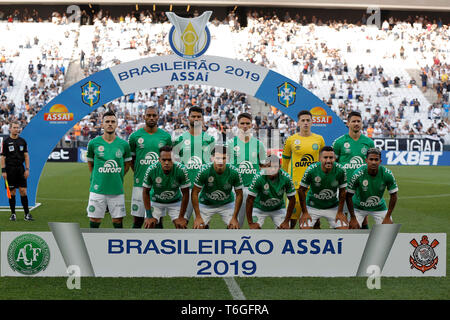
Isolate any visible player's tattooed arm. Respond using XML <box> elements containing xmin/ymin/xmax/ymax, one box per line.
<box><xmin>345</xmin><ymin>192</ymin><xmax>359</xmax><ymax>229</ymax></box>
<box><xmin>246</xmin><ymin>194</ymin><xmax>260</xmax><ymax>229</ymax></box>
<box><xmin>383</xmin><ymin>192</ymin><xmax>397</xmax><ymax>224</ymax></box>
<box><xmin>142</xmin><ymin>186</ymin><xmax>157</xmax><ymax>229</ymax></box>
<box><xmin>229</xmin><ymin>188</ymin><xmax>243</xmax><ymax>229</ymax></box>
<box><xmin>192</xmin><ymin>185</ymin><xmax>205</xmax><ymax>229</ymax></box>
<box><xmin>297</xmin><ymin>186</ymin><xmax>311</xmax><ymax>229</ymax></box>
<box><xmin>280</xmin><ymin>195</ymin><xmax>296</xmax><ymax>229</ymax></box>
<box><xmin>174</xmin><ymin>187</ymin><xmax>189</xmax><ymax>229</ymax></box>
<box><xmin>335</xmin><ymin>187</ymin><xmax>348</xmax><ymax>228</ymax></box>
<box><xmin>87</xmin><ymin>160</ymin><xmax>94</xmax><ymax>173</ymax></box>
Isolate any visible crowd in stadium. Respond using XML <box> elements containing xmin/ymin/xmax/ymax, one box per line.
<box><xmin>0</xmin><ymin>7</ymin><xmax>448</xmax><ymax>146</ymax></box>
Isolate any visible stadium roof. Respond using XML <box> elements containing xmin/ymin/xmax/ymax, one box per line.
<box><xmin>2</xmin><ymin>0</ymin><xmax>450</xmax><ymax>12</ymax></box>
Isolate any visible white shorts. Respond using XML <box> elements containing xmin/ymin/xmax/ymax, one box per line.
<box><xmin>354</xmin><ymin>208</ymin><xmax>390</xmax><ymax>227</ymax></box>
<box><xmin>198</xmin><ymin>202</ymin><xmax>235</xmax><ymax>226</ymax></box>
<box><xmin>151</xmin><ymin>200</ymin><xmax>182</xmax><ymax>223</ymax></box>
<box><xmin>253</xmin><ymin>207</ymin><xmax>285</xmax><ymax>228</ymax></box>
<box><xmin>236</xmin><ymin>187</ymin><xmax>249</xmax><ymax>227</ymax></box>
<box><xmin>131</xmin><ymin>186</ymin><xmax>145</xmax><ymax>217</ymax></box>
<box><xmin>301</xmin><ymin>206</ymin><xmax>347</xmax><ymax>229</ymax></box>
<box><xmin>87</xmin><ymin>192</ymin><xmax>126</xmax><ymax>219</ymax></box>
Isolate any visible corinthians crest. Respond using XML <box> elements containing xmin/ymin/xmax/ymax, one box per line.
<box><xmin>409</xmin><ymin>235</ymin><xmax>439</xmax><ymax>273</ymax></box>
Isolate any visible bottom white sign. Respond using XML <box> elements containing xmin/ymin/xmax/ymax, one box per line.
<box><xmin>0</xmin><ymin>223</ymin><xmax>446</xmax><ymax>277</ymax></box>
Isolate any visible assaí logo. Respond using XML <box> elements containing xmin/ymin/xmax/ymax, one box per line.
<box><xmin>186</xmin><ymin>156</ymin><xmax>203</xmax><ymax>170</ymax></box>
<box><xmin>344</xmin><ymin>156</ymin><xmax>364</xmax><ymax>170</ymax></box>
<box><xmin>98</xmin><ymin>160</ymin><xmax>122</xmax><ymax>173</ymax></box>
<box><xmin>360</xmin><ymin>196</ymin><xmax>380</xmax><ymax>207</ymax></box>
<box><xmin>140</xmin><ymin>152</ymin><xmax>159</xmax><ymax>165</ymax></box>
<box><xmin>238</xmin><ymin>161</ymin><xmax>257</xmax><ymax>175</ymax></box>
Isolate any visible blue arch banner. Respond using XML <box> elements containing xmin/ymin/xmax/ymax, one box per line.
<box><xmin>3</xmin><ymin>55</ymin><xmax>347</xmax><ymax>207</ymax></box>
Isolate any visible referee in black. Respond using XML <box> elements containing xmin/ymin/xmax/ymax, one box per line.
<box><xmin>1</xmin><ymin>121</ymin><xmax>32</xmax><ymax>221</ymax></box>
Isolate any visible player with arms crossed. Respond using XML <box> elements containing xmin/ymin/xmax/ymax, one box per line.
<box><xmin>86</xmin><ymin>110</ymin><xmax>132</xmax><ymax>228</ymax></box>
<box><xmin>246</xmin><ymin>155</ymin><xmax>296</xmax><ymax>229</ymax></box>
<box><xmin>191</xmin><ymin>145</ymin><xmax>243</xmax><ymax>229</ymax></box>
<box><xmin>298</xmin><ymin>146</ymin><xmax>348</xmax><ymax>229</ymax></box>
<box><xmin>173</xmin><ymin>106</ymin><xmax>215</xmax><ymax>225</ymax></box>
<box><xmin>333</xmin><ymin>111</ymin><xmax>375</xmax><ymax>229</ymax></box>
<box><xmin>346</xmin><ymin>148</ymin><xmax>398</xmax><ymax>229</ymax></box>
<box><xmin>141</xmin><ymin>146</ymin><xmax>190</xmax><ymax>229</ymax></box>
<box><xmin>226</xmin><ymin>112</ymin><xmax>267</xmax><ymax>227</ymax></box>
<box><xmin>129</xmin><ymin>106</ymin><xmax>172</xmax><ymax>229</ymax></box>
<box><xmin>282</xmin><ymin>110</ymin><xmax>325</xmax><ymax>228</ymax></box>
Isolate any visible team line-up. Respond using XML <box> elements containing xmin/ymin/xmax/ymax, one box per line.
<box><xmin>1</xmin><ymin>106</ymin><xmax>398</xmax><ymax>230</ymax></box>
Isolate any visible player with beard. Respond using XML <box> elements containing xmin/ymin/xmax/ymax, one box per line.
<box><xmin>332</xmin><ymin>111</ymin><xmax>375</xmax><ymax>229</ymax></box>
<box><xmin>128</xmin><ymin>106</ymin><xmax>172</xmax><ymax>228</ymax></box>
<box><xmin>172</xmin><ymin>106</ymin><xmax>215</xmax><ymax>226</ymax></box>
<box><xmin>298</xmin><ymin>146</ymin><xmax>348</xmax><ymax>229</ymax></box>
<box><xmin>86</xmin><ymin>110</ymin><xmax>132</xmax><ymax>228</ymax></box>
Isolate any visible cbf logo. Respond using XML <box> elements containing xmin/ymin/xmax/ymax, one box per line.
<box><xmin>7</xmin><ymin>234</ymin><xmax>50</xmax><ymax>275</ymax></box>
<box><xmin>166</xmin><ymin>11</ymin><xmax>212</xmax><ymax>59</ymax></box>
<box><xmin>410</xmin><ymin>236</ymin><xmax>439</xmax><ymax>273</ymax></box>
<box><xmin>81</xmin><ymin>81</ymin><xmax>101</xmax><ymax>107</ymax></box>
<box><xmin>277</xmin><ymin>82</ymin><xmax>297</xmax><ymax>108</ymax></box>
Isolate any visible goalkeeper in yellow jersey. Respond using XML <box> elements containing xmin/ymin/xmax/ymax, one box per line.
<box><xmin>281</xmin><ymin>110</ymin><xmax>325</xmax><ymax>229</ymax></box>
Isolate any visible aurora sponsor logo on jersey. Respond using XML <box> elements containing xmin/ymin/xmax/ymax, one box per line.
<box><xmin>343</xmin><ymin>156</ymin><xmax>364</xmax><ymax>170</ymax></box>
<box><xmin>157</xmin><ymin>191</ymin><xmax>176</xmax><ymax>200</ymax></box>
<box><xmin>98</xmin><ymin>160</ymin><xmax>122</xmax><ymax>173</ymax></box>
<box><xmin>295</xmin><ymin>154</ymin><xmax>315</xmax><ymax>167</ymax></box>
<box><xmin>314</xmin><ymin>189</ymin><xmax>336</xmax><ymax>200</ymax></box>
<box><xmin>186</xmin><ymin>156</ymin><xmax>203</xmax><ymax>169</ymax></box>
<box><xmin>260</xmin><ymin>198</ymin><xmax>281</xmax><ymax>207</ymax></box>
<box><xmin>360</xmin><ymin>196</ymin><xmax>381</xmax><ymax>207</ymax></box>
<box><xmin>208</xmin><ymin>190</ymin><xmax>228</xmax><ymax>201</ymax></box>
<box><xmin>238</xmin><ymin>161</ymin><xmax>257</xmax><ymax>175</ymax></box>
<box><xmin>140</xmin><ymin>152</ymin><xmax>159</xmax><ymax>165</ymax></box>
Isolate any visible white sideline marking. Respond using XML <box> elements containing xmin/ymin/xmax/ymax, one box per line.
<box><xmin>223</xmin><ymin>277</ymin><xmax>246</xmax><ymax>300</ymax></box>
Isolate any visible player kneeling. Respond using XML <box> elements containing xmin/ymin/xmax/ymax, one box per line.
<box><xmin>192</xmin><ymin>145</ymin><xmax>244</xmax><ymax>229</ymax></box>
<box><xmin>298</xmin><ymin>146</ymin><xmax>348</xmax><ymax>229</ymax></box>
<box><xmin>142</xmin><ymin>146</ymin><xmax>190</xmax><ymax>229</ymax></box>
<box><xmin>246</xmin><ymin>155</ymin><xmax>296</xmax><ymax>229</ymax></box>
<box><xmin>346</xmin><ymin>148</ymin><xmax>398</xmax><ymax>229</ymax></box>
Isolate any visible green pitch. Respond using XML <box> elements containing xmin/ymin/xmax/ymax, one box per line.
<box><xmin>0</xmin><ymin>163</ymin><xmax>448</xmax><ymax>299</ymax></box>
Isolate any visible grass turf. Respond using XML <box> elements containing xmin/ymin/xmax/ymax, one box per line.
<box><xmin>0</xmin><ymin>163</ymin><xmax>448</xmax><ymax>299</ymax></box>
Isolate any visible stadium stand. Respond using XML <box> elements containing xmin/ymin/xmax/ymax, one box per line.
<box><xmin>0</xmin><ymin>7</ymin><xmax>448</xmax><ymax>146</ymax></box>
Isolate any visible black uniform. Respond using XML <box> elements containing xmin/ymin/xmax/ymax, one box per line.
<box><xmin>1</xmin><ymin>136</ymin><xmax>28</xmax><ymax>189</ymax></box>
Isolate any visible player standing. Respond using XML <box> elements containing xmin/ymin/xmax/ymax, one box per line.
<box><xmin>128</xmin><ymin>106</ymin><xmax>172</xmax><ymax>228</ymax></box>
<box><xmin>1</xmin><ymin>121</ymin><xmax>32</xmax><ymax>221</ymax></box>
<box><xmin>246</xmin><ymin>155</ymin><xmax>296</xmax><ymax>229</ymax></box>
<box><xmin>173</xmin><ymin>106</ymin><xmax>215</xmax><ymax>224</ymax></box>
<box><xmin>332</xmin><ymin>111</ymin><xmax>375</xmax><ymax>229</ymax></box>
<box><xmin>226</xmin><ymin>112</ymin><xmax>267</xmax><ymax>227</ymax></box>
<box><xmin>142</xmin><ymin>146</ymin><xmax>190</xmax><ymax>229</ymax></box>
<box><xmin>191</xmin><ymin>145</ymin><xmax>243</xmax><ymax>229</ymax></box>
<box><xmin>86</xmin><ymin>110</ymin><xmax>132</xmax><ymax>228</ymax></box>
<box><xmin>298</xmin><ymin>146</ymin><xmax>348</xmax><ymax>229</ymax></box>
<box><xmin>346</xmin><ymin>148</ymin><xmax>398</xmax><ymax>228</ymax></box>
<box><xmin>281</xmin><ymin>110</ymin><xmax>325</xmax><ymax>228</ymax></box>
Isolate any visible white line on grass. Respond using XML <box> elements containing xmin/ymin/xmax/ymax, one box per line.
<box><xmin>223</xmin><ymin>277</ymin><xmax>246</xmax><ymax>300</ymax></box>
